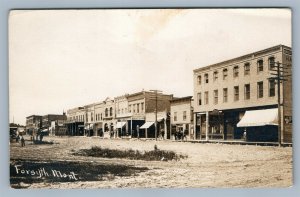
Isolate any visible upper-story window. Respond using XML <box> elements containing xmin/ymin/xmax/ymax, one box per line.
<box><xmin>257</xmin><ymin>81</ymin><xmax>264</xmax><ymax>98</ymax></box>
<box><xmin>244</xmin><ymin>84</ymin><xmax>250</xmax><ymax>100</ymax></box>
<box><xmin>100</xmin><ymin>113</ymin><xmax>102</xmax><ymax>120</ymax></box>
<box><xmin>137</xmin><ymin>103</ymin><xmax>140</xmax><ymax>113</ymax></box>
<box><xmin>257</xmin><ymin>59</ymin><xmax>264</xmax><ymax>72</ymax></box>
<box><xmin>174</xmin><ymin>112</ymin><xmax>177</xmax><ymax>121</ymax></box>
<box><xmin>223</xmin><ymin>88</ymin><xmax>228</xmax><ymax>103</ymax></box>
<box><xmin>269</xmin><ymin>79</ymin><xmax>275</xmax><ymax>97</ymax></box>
<box><xmin>214</xmin><ymin>90</ymin><xmax>218</xmax><ymax>104</ymax></box>
<box><xmin>197</xmin><ymin>92</ymin><xmax>202</xmax><ymax>105</ymax></box>
<box><xmin>213</xmin><ymin>71</ymin><xmax>218</xmax><ymax>81</ymax></box>
<box><xmin>109</xmin><ymin>107</ymin><xmax>113</xmax><ymax>116</ymax></box>
<box><xmin>244</xmin><ymin>62</ymin><xmax>250</xmax><ymax>75</ymax></box>
<box><xmin>223</xmin><ymin>68</ymin><xmax>228</xmax><ymax>80</ymax></box>
<box><xmin>233</xmin><ymin>66</ymin><xmax>239</xmax><ymax>78</ymax></box>
<box><xmin>204</xmin><ymin>73</ymin><xmax>209</xmax><ymax>83</ymax></box>
<box><xmin>234</xmin><ymin>86</ymin><xmax>239</xmax><ymax>101</ymax></box>
<box><xmin>197</xmin><ymin>75</ymin><xmax>202</xmax><ymax>85</ymax></box>
<box><xmin>204</xmin><ymin>91</ymin><xmax>209</xmax><ymax>105</ymax></box>
<box><xmin>141</xmin><ymin>102</ymin><xmax>144</xmax><ymax>112</ymax></box>
<box><xmin>269</xmin><ymin>57</ymin><xmax>276</xmax><ymax>70</ymax></box>
<box><xmin>133</xmin><ymin>104</ymin><xmax>136</xmax><ymax>113</ymax></box>
<box><xmin>128</xmin><ymin>105</ymin><xmax>131</xmax><ymax>113</ymax></box>
<box><xmin>183</xmin><ymin>111</ymin><xmax>187</xmax><ymax>121</ymax></box>
<box><xmin>105</xmin><ymin>108</ymin><xmax>108</xmax><ymax>117</ymax></box>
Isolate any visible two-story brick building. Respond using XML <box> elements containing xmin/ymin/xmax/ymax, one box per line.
<box><xmin>193</xmin><ymin>45</ymin><xmax>292</xmax><ymax>143</ymax></box>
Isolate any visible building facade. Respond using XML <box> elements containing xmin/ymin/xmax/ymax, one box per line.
<box><xmin>65</xmin><ymin>90</ymin><xmax>173</xmax><ymax>139</ymax></box>
<box><xmin>66</xmin><ymin>107</ymin><xmax>85</xmax><ymax>136</ymax></box>
<box><xmin>25</xmin><ymin>115</ymin><xmax>42</xmax><ymax>135</ymax></box>
<box><xmin>170</xmin><ymin>96</ymin><xmax>194</xmax><ymax>140</ymax></box>
<box><xmin>193</xmin><ymin>45</ymin><xmax>292</xmax><ymax>143</ymax></box>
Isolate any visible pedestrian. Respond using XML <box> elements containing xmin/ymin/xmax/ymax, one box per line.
<box><xmin>160</xmin><ymin>128</ymin><xmax>165</xmax><ymax>140</ymax></box>
<box><xmin>20</xmin><ymin>135</ymin><xmax>25</xmax><ymax>147</ymax></box>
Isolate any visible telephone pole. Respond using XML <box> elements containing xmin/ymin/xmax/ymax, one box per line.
<box><xmin>150</xmin><ymin>89</ymin><xmax>162</xmax><ymax>141</ymax></box>
<box><xmin>269</xmin><ymin>61</ymin><xmax>291</xmax><ymax>146</ymax></box>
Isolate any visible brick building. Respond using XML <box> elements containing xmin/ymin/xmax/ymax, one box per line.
<box><xmin>193</xmin><ymin>45</ymin><xmax>292</xmax><ymax>143</ymax></box>
<box><xmin>65</xmin><ymin>90</ymin><xmax>173</xmax><ymax>139</ymax></box>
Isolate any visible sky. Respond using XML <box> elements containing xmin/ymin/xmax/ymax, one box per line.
<box><xmin>9</xmin><ymin>9</ymin><xmax>291</xmax><ymax>125</ymax></box>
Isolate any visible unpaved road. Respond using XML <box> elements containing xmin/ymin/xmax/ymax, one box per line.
<box><xmin>10</xmin><ymin>136</ymin><xmax>293</xmax><ymax>188</ymax></box>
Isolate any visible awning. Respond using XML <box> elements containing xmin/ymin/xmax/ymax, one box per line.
<box><xmin>84</xmin><ymin>124</ymin><xmax>94</xmax><ymax>130</ymax></box>
<box><xmin>116</xmin><ymin>122</ymin><xmax>126</xmax><ymax>129</ymax></box>
<box><xmin>140</xmin><ymin>122</ymin><xmax>154</xmax><ymax>129</ymax></box>
<box><xmin>237</xmin><ymin>108</ymin><xmax>278</xmax><ymax>127</ymax></box>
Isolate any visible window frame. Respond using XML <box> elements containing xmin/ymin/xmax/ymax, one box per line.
<box><xmin>257</xmin><ymin>81</ymin><xmax>264</xmax><ymax>98</ymax></box>
<box><xmin>244</xmin><ymin>84</ymin><xmax>250</xmax><ymax>100</ymax></box>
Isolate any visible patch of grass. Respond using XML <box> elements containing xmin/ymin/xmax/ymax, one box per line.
<box><xmin>74</xmin><ymin>145</ymin><xmax>187</xmax><ymax>161</ymax></box>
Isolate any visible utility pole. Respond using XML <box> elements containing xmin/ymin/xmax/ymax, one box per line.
<box><xmin>150</xmin><ymin>90</ymin><xmax>162</xmax><ymax>141</ymax></box>
<box><xmin>269</xmin><ymin>61</ymin><xmax>291</xmax><ymax>146</ymax></box>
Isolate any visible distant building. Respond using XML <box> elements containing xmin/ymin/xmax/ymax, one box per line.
<box><xmin>25</xmin><ymin>115</ymin><xmax>42</xmax><ymax>135</ymax></box>
<box><xmin>170</xmin><ymin>96</ymin><xmax>194</xmax><ymax>140</ymax></box>
<box><xmin>65</xmin><ymin>107</ymin><xmax>85</xmax><ymax>136</ymax></box>
<box><xmin>193</xmin><ymin>45</ymin><xmax>292</xmax><ymax>143</ymax></box>
<box><xmin>65</xmin><ymin>90</ymin><xmax>173</xmax><ymax>139</ymax></box>
<box><xmin>41</xmin><ymin>113</ymin><xmax>67</xmax><ymax>134</ymax></box>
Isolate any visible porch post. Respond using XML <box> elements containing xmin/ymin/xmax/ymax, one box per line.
<box><xmin>193</xmin><ymin>113</ymin><xmax>197</xmax><ymax>140</ymax></box>
<box><xmin>206</xmin><ymin>111</ymin><xmax>209</xmax><ymax>141</ymax></box>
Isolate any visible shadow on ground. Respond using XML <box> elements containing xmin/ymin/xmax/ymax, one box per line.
<box><xmin>10</xmin><ymin>159</ymin><xmax>148</xmax><ymax>189</ymax></box>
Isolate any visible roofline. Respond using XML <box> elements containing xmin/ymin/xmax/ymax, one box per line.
<box><xmin>171</xmin><ymin>96</ymin><xmax>193</xmax><ymax>102</ymax></box>
<box><xmin>193</xmin><ymin>44</ymin><xmax>291</xmax><ymax>73</ymax></box>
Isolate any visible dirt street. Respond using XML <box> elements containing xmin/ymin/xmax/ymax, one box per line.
<box><xmin>10</xmin><ymin>136</ymin><xmax>293</xmax><ymax>188</ymax></box>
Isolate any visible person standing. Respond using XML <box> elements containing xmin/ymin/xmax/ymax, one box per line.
<box><xmin>20</xmin><ymin>135</ymin><xmax>25</xmax><ymax>147</ymax></box>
